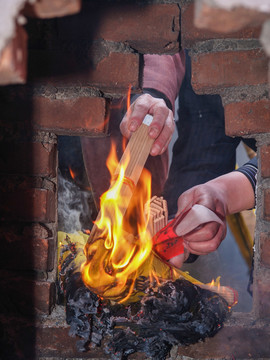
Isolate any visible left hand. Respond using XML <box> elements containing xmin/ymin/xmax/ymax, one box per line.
<box><xmin>175</xmin><ymin>183</ymin><xmax>228</xmax><ymax>256</ymax></box>
<box><xmin>120</xmin><ymin>94</ymin><xmax>175</xmax><ymax>156</ymax></box>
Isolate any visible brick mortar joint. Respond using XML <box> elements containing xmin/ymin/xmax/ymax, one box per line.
<box><xmin>188</xmin><ymin>38</ymin><xmax>263</xmax><ymax>55</ymax></box>
<box><xmin>0</xmin><ymin>175</ymin><xmax>57</xmax><ymax>192</ymax></box>
<box><xmin>256</xmin><ymin>134</ymin><xmax>270</xmax><ymax>147</ymax></box>
<box><xmin>43</xmin><ymin>177</ymin><xmax>57</xmax><ymax>191</ymax></box>
<box><xmin>0</xmin><ymin>129</ymin><xmax>57</xmax><ymax>144</ymax></box>
<box><xmin>31</xmin><ymin>131</ymin><xmax>57</xmax><ymax>143</ymax></box>
<box><xmin>67</xmin><ymin>39</ymin><xmax>137</xmax><ymax>69</ymax></box>
<box><xmin>32</xmin><ymin>85</ymin><xmax>103</xmax><ymax>100</ymax></box>
<box><xmin>254</xmin><ymin>172</ymin><xmax>270</xmax><ymax>247</ymax></box>
<box><xmin>221</xmin><ymin>84</ymin><xmax>269</xmax><ymax>105</ymax></box>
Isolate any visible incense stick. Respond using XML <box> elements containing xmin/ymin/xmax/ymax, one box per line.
<box><xmin>87</xmin><ymin>117</ymin><xmax>154</xmax><ymax>244</ymax></box>
<box><xmin>144</xmin><ymin>196</ymin><xmax>168</xmax><ymax>237</ymax></box>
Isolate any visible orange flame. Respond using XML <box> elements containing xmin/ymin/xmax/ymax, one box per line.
<box><xmin>81</xmin><ymin>141</ymin><xmax>153</xmax><ymax>303</ymax></box>
<box><xmin>126</xmin><ymin>84</ymin><xmax>132</xmax><ymax>111</ymax></box>
<box><xmin>69</xmin><ymin>166</ymin><xmax>76</xmax><ymax>180</ymax></box>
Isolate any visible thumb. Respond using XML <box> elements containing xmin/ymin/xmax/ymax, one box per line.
<box><xmin>176</xmin><ymin>188</ymin><xmax>195</xmax><ymax>216</ymax></box>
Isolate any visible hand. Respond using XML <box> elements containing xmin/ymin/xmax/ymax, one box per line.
<box><xmin>168</xmin><ymin>170</ymin><xmax>255</xmax><ymax>268</ymax></box>
<box><xmin>120</xmin><ymin>94</ymin><xmax>175</xmax><ymax>156</ymax></box>
<box><xmin>175</xmin><ymin>183</ymin><xmax>228</xmax><ymax>256</ymax></box>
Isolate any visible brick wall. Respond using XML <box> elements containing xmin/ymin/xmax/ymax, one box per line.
<box><xmin>1</xmin><ymin>0</ymin><xmax>270</xmax><ymax>359</ymax></box>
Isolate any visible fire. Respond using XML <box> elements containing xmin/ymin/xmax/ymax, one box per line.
<box><xmin>69</xmin><ymin>166</ymin><xmax>76</xmax><ymax>180</ymax></box>
<box><xmin>208</xmin><ymin>276</ymin><xmax>221</xmax><ymax>289</ymax></box>
<box><xmin>126</xmin><ymin>83</ymin><xmax>132</xmax><ymax>111</ymax></box>
<box><xmin>81</xmin><ymin>141</ymin><xmax>153</xmax><ymax>303</ymax></box>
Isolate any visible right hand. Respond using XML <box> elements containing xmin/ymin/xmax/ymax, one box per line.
<box><xmin>120</xmin><ymin>94</ymin><xmax>175</xmax><ymax>156</ymax></box>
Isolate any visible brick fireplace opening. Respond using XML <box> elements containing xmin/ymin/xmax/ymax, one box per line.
<box><xmin>1</xmin><ymin>1</ymin><xmax>270</xmax><ymax>359</ymax></box>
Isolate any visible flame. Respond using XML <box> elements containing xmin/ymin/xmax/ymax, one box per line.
<box><xmin>126</xmin><ymin>84</ymin><xmax>132</xmax><ymax>111</ymax></box>
<box><xmin>81</xmin><ymin>141</ymin><xmax>153</xmax><ymax>303</ymax></box>
<box><xmin>208</xmin><ymin>276</ymin><xmax>221</xmax><ymax>289</ymax></box>
<box><xmin>69</xmin><ymin>166</ymin><xmax>76</xmax><ymax>180</ymax></box>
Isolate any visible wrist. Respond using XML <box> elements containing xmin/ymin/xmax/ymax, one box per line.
<box><xmin>208</xmin><ymin>172</ymin><xmax>255</xmax><ymax>215</ymax></box>
<box><xmin>130</xmin><ymin>88</ymin><xmax>173</xmax><ymax>111</ymax></box>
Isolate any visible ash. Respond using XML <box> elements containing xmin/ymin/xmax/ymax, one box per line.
<box><xmin>66</xmin><ymin>273</ymin><xmax>229</xmax><ymax>360</ymax></box>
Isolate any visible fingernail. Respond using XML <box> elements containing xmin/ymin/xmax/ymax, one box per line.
<box><xmin>129</xmin><ymin>121</ymin><xmax>138</xmax><ymax>132</ymax></box>
<box><xmin>151</xmin><ymin>144</ymin><xmax>160</xmax><ymax>156</ymax></box>
<box><xmin>149</xmin><ymin>127</ymin><xmax>159</xmax><ymax>138</ymax></box>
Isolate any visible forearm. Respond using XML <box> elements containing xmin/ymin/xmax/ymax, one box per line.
<box><xmin>207</xmin><ymin>171</ymin><xmax>255</xmax><ymax>215</ymax></box>
<box><xmin>143</xmin><ymin>50</ymin><xmax>185</xmax><ymax>112</ymax></box>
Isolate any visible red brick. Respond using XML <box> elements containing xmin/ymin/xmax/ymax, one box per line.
<box><xmin>36</xmin><ymin>325</ymin><xmax>109</xmax><ymax>358</ymax></box>
<box><xmin>0</xmin><ymin>276</ymin><xmax>55</xmax><ymax>315</ymax></box>
<box><xmin>23</xmin><ymin>222</ymin><xmax>51</xmax><ymax>239</ymax></box>
<box><xmin>0</xmin><ymin>223</ymin><xmax>55</xmax><ymax>271</ymax></box>
<box><xmin>84</xmin><ymin>52</ymin><xmax>140</xmax><ymax>93</ymax></box>
<box><xmin>254</xmin><ymin>275</ymin><xmax>270</xmax><ymax>318</ymax></box>
<box><xmin>225</xmin><ymin>99</ymin><xmax>270</xmax><ymax>136</ymax></box>
<box><xmin>181</xmin><ymin>2</ymin><xmax>261</xmax><ymax>48</ymax></box>
<box><xmin>1</xmin><ymin>236</ymin><xmax>55</xmax><ymax>272</ymax></box>
<box><xmin>261</xmin><ymin>145</ymin><xmax>270</xmax><ymax>178</ymax></box>
<box><xmin>0</xmin><ymin>316</ymin><xmax>36</xmax><ymax>359</ymax></box>
<box><xmin>179</xmin><ymin>319</ymin><xmax>270</xmax><ymax>358</ymax></box>
<box><xmin>260</xmin><ymin>233</ymin><xmax>270</xmax><ymax>268</ymax></box>
<box><xmin>34</xmin><ymin>280</ymin><xmax>56</xmax><ymax>314</ymax></box>
<box><xmin>0</xmin><ymin>25</ymin><xmax>27</xmax><ymax>85</ymax></box>
<box><xmin>191</xmin><ymin>50</ymin><xmax>268</xmax><ymax>93</ymax></box>
<box><xmin>194</xmin><ymin>1</ymin><xmax>269</xmax><ymax>34</ymax></box>
<box><xmin>32</xmin><ymin>96</ymin><xmax>107</xmax><ymax>136</ymax></box>
<box><xmin>0</xmin><ymin>142</ymin><xmax>57</xmax><ymax>177</ymax></box>
<box><xmin>56</xmin><ymin>3</ymin><xmax>180</xmax><ymax>54</ymax></box>
<box><xmin>23</xmin><ymin>0</ymin><xmax>81</xmax><ymax>18</ymax></box>
<box><xmin>97</xmin><ymin>4</ymin><xmax>180</xmax><ymax>54</ymax></box>
<box><xmin>263</xmin><ymin>189</ymin><xmax>270</xmax><ymax>221</ymax></box>
<box><xmin>28</xmin><ymin>51</ymin><xmax>140</xmax><ymax>95</ymax></box>
<box><xmin>1</xmin><ymin>188</ymin><xmax>56</xmax><ymax>222</ymax></box>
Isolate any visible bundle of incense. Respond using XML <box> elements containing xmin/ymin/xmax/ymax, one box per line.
<box><xmin>87</xmin><ymin>115</ymin><xmax>155</xmax><ymax>245</ymax></box>
<box><xmin>144</xmin><ymin>195</ymin><xmax>168</xmax><ymax>237</ymax></box>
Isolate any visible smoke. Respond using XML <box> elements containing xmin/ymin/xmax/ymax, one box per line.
<box><xmin>58</xmin><ymin>170</ymin><xmax>92</xmax><ymax>233</ymax></box>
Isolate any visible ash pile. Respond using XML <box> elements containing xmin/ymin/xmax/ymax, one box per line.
<box><xmin>64</xmin><ymin>267</ymin><xmax>229</xmax><ymax>360</ymax></box>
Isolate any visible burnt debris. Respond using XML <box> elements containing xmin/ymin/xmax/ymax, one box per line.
<box><xmin>65</xmin><ymin>272</ymin><xmax>230</xmax><ymax>360</ymax></box>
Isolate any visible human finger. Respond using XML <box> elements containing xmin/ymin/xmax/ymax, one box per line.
<box><xmin>183</xmin><ymin>222</ymin><xmax>221</xmax><ymax>243</ymax></box>
<box><xmin>120</xmin><ymin>94</ymin><xmax>171</xmax><ymax>143</ymax></box>
<box><xmin>150</xmin><ymin>111</ymin><xmax>175</xmax><ymax>156</ymax></box>
<box><xmin>184</xmin><ymin>224</ymin><xmax>227</xmax><ymax>255</ymax></box>
<box><xmin>176</xmin><ymin>188</ymin><xmax>199</xmax><ymax>216</ymax></box>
